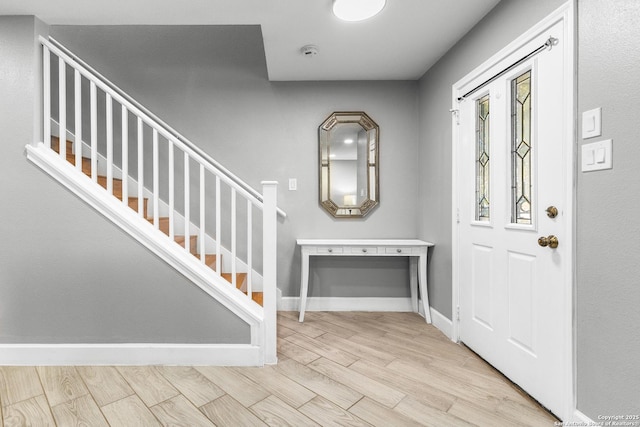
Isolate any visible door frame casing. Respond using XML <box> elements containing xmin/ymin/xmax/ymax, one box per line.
<box><xmin>450</xmin><ymin>1</ymin><xmax>575</xmax><ymax>421</ymax></box>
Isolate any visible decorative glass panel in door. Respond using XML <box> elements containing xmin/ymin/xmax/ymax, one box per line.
<box><xmin>511</xmin><ymin>70</ymin><xmax>532</xmax><ymax>224</ymax></box>
<box><xmin>476</xmin><ymin>94</ymin><xmax>490</xmax><ymax>221</ymax></box>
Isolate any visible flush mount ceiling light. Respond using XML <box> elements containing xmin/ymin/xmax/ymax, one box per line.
<box><xmin>333</xmin><ymin>0</ymin><xmax>386</xmax><ymax>22</ymax></box>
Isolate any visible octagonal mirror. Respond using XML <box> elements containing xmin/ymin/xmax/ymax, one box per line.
<box><xmin>319</xmin><ymin>111</ymin><xmax>379</xmax><ymax>218</ymax></box>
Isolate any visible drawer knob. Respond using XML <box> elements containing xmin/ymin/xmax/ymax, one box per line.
<box><xmin>362</xmin><ymin>248</ymin><xmax>367</xmax><ymax>253</ymax></box>
<box><xmin>328</xmin><ymin>248</ymin><xmax>333</xmax><ymax>253</ymax></box>
<box><xmin>397</xmin><ymin>248</ymin><xmax>402</xmax><ymax>253</ymax></box>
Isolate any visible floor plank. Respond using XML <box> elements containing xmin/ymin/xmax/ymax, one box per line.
<box><xmin>232</xmin><ymin>365</ymin><xmax>316</xmax><ymax>409</ymax></box>
<box><xmin>394</xmin><ymin>396</ymin><xmax>475</xmax><ymax>427</ymax></box>
<box><xmin>200</xmin><ymin>395</ymin><xmax>267</xmax><ymax>426</ymax></box>
<box><xmin>298</xmin><ymin>314</ymin><xmax>357</xmax><ymax>339</ymax></box>
<box><xmin>157</xmin><ymin>366</ymin><xmax>225</xmax><ymax>407</ymax></box>
<box><xmin>151</xmin><ymin>394</ymin><xmax>216</xmax><ymax>427</ymax></box>
<box><xmin>37</xmin><ymin>366</ymin><xmax>89</xmax><ymax>407</ymax></box>
<box><xmin>250</xmin><ymin>395</ymin><xmax>320</xmax><ymax>427</ymax></box>
<box><xmin>101</xmin><ymin>395</ymin><xmax>161</xmax><ymax>427</ymax></box>
<box><xmin>315</xmin><ymin>332</ymin><xmax>397</xmax><ymax>367</ymax></box>
<box><xmin>76</xmin><ymin>366</ymin><xmax>134</xmax><ymax>407</ymax></box>
<box><xmin>0</xmin><ymin>367</ymin><xmax>43</xmax><ymax>408</ymax></box>
<box><xmin>195</xmin><ymin>366</ymin><xmax>270</xmax><ymax>407</ymax></box>
<box><xmin>308</xmin><ymin>357</ymin><xmax>406</xmax><ymax>408</ymax></box>
<box><xmin>276</xmin><ymin>314</ymin><xmax>326</xmax><ymax>338</ymax></box>
<box><xmin>3</xmin><ymin>395</ymin><xmax>55</xmax><ymax>427</ymax></box>
<box><xmin>51</xmin><ymin>394</ymin><xmax>109</xmax><ymax>427</ymax></box>
<box><xmin>298</xmin><ymin>396</ymin><xmax>371</xmax><ymax>427</ymax></box>
<box><xmin>116</xmin><ymin>366</ymin><xmax>179</xmax><ymax>407</ymax></box>
<box><xmin>284</xmin><ymin>332</ymin><xmax>359</xmax><ymax>366</ymax></box>
<box><xmin>274</xmin><ymin>358</ymin><xmax>362</xmax><ymax>410</ymax></box>
<box><xmin>348</xmin><ymin>359</ymin><xmax>457</xmax><ymax>412</ymax></box>
<box><xmin>277</xmin><ymin>340</ymin><xmax>321</xmax><ymax>365</ymax></box>
<box><xmin>314</xmin><ymin>312</ymin><xmax>388</xmax><ymax>338</ymax></box>
<box><xmin>348</xmin><ymin>397</ymin><xmax>424</xmax><ymax>427</ymax></box>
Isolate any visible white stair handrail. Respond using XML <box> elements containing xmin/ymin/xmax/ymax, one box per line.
<box><xmin>45</xmin><ymin>36</ymin><xmax>286</xmax><ymax>219</ymax></box>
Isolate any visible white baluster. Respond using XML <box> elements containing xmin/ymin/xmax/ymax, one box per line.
<box><xmin>121</xmin><ymin>106</ymin><xmax>128</xmax><ymax>203</ymax></box>
<box><xmin>90</xmin><ymin>81</ymin><xmax>97</xmax><ymax>183</ymax></box>
<box><xmin>58</xmin><ymin>57</ymin><xmax>66</xmax><ymax>159</ymax></box>
<box><xmin>168</xmin><ymin>140</ymin><xmax>175</xmax><ymax>240</ymax></box>
<box><xmin>215</xmin><ymin>176</ymin><xmax>221</xmax><ymax>274</ymax></box>
<box><xmin>199</xmin><ymin>165</ymin><xmax>205</xmax><ymax>263</ymax></box>
<box><xmin>43</xmin><ymin>46</ymin><xmax>51</xmax><ymax>148</ymax></box>
<box><xmin>153</xmin><ymin>129</ymin><xmax>159</xmax><ymax>229</ymax></box>
<box><xmin>137</xmin><ymin>117</ymin><xmax>144</xmax><ymax>217</ymax></box>
<box><xmin>184</xmin><ymin>152</ymin><xmax>190</xmax><ymax>252</ymax></box>
<box><xmin>231</xmin><ymin>188</ymin><xmax>237</xmax><ymax>289</ymax></box>
<box><xmin>262</xmin><ymin>181</ymin><xmax>278</xmax><ymax>364</ymax></box>
<box><xmin>106</xmin><ymin>94</ymin><xmax>113</xmax><ymax>194</ymax></box>
<box><xmin>74</xmin><ymin>69</ymin><xmax>82</xmax><ymax>172</ymax></box>
<box><xmin>247</xmin><ymin>199</ymin><xmax>253</xmax><ymax>299</ymax></box>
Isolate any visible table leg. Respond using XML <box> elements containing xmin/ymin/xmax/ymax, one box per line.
<box><xmin>299</xmin><ymin>251</ymin><xmax>310</xmax><ymax>322</ymax></box>
<box><xmin>409</xmin><ymin>257</ymin><xmax>418</xmax><ymax>313</ymax></box>
<box><xmin>419</xmin><ymin>252</ymin><xmax>432</xmax><ymax>324</ymax></box>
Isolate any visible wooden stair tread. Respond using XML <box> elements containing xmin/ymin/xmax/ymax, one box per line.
<box><xmin>193</xmin><ymin>254</ymin><xmax>220</xmax><ymax>271</ymax></box>
<box><xmin>221</xmin><ymin>272</ymin><xmax>247</xmax><ymax>289</ymax></box>
<box><xmin>249</xmin><ymin>292</ymin><xmax>263</xmax><ymax>306</ymax></box>
<box><xmin>174</xmin><ymin>235</ymin><xmax>198</xmax><ymax>253</ymax></box>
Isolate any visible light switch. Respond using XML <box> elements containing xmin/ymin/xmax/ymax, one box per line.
<box><xmin>582</xmin><ymin>139</ymin><xmax>612</xmax><ymax>172</ymax></box>
<box><xmin>582</xmin><ymin>108</ymin><xmax>602</xmax><ymax>139</ymax></box>
<box><xmin>585</xmin><ymin>149</ymin><xmax>595</xmax><ymax>166</ymax></box>
<box><xmin>288</xmin><ymin>178</ymin><xmax>297</xmax><ymax>191</ymax></box>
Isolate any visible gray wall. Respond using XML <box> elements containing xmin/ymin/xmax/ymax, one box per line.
<box><xmin>576</xmin><ymin>0</ymin><xmax>640</xmax><ymax>417</ymax></box>
<box><xmin>50</xmin><ymin>25</ymin><xmax>421</xmax><ymax>299</ymax></box>
<box><xmin>0</xmin><ymin>16</ymin><xmax>249</xmax><ymax>344</ymax></box>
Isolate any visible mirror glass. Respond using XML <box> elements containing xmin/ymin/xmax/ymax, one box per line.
<box><xmin>319</xmin><ymin>112</ymin><xmax>379</xmax><ymax>218</ymax></box>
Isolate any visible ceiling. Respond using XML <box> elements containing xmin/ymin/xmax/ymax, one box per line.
<box><xmin>0</xmin><ymin>0</ymin><xmax>502</xmax><ymax>81</ymax></box>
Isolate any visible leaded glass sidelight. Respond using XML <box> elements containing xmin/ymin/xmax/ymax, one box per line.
<box><xmin>476</xmin><ymin>94</ymin><xmax>490</xmax><ymax>221</ymax></box>
<box><xmin>511</xmin><ymin>70</ymin><xmax>532</xmax><ymax>224</ymax></box>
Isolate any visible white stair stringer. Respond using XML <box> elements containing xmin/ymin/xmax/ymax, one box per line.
<box><xmin>25</xmin><ymin>142</ymin><xmax>266</xmax><ymax>364</ymax></box>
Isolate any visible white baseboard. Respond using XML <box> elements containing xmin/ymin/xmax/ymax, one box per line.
<box><xmin>426</xmin><ymin>307</ymin><xmax>453</xmax><ymax>339</ymax></box>
<box><xmin>0</xmin><ymin>344</ymin><xmax>261</xmax><ymax>366</ymax></box>
<box><xmin>572</xmin><ymin>409</ymin><xmax>597</xmax><ymax>425</ymax></box>
<box><xmin>279</xmin><ymin>297</ymin><xmax>414</xmax><ymax>312</ymax></box>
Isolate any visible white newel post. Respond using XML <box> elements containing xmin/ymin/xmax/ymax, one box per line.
<box><xmin>261</xmin><ymin>181</ymin><xmax>278</xmax><ymax>364</ymax></box>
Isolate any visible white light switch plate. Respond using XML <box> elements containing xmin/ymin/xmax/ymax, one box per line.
<box><xmin>581</xmin><ymin>139</ymin><xmax>612</xmax><ymax>172</ymax></box>
<box><xmin>288</xmin><ymin>178</ymin><xmax>297</xmax><ymax>191</ymax></box>
<box><xmin>582</xmin><ymin>107</ymin><xmax>602</xmax><ymax>139</ymax></box>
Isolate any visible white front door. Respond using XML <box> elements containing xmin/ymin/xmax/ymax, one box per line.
<box><xmin>454</xmin><ymin>17</ymin><xmax>571</xmax><ymax>417</ymax></box>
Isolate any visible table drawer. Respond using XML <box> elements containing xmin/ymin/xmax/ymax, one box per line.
<box><xmin>317</xmin><ymin>247</ymin><xmax>343</xmax><ymax>254</ymax></box>
<box><xmin>385</xmin><ymin>247</ymin><xmax>412</xmax><ymax>254</ymax></box>
<box><xmin>349</xmin><ymin>247</ymin><xmax>378</xmax><ymax>254</ymax></box>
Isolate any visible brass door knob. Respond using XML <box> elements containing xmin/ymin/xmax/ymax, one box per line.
<box><xmin>538</xmin><ymin>235</ymin><xmax>559</xmax><ymax>249</ymax></box>
<box><xmin>546</xmin><ymin>206</ymin><xmax>558</xmax><ymax>218</ymax></box>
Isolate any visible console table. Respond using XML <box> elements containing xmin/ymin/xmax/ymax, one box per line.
<box><xmin>296</xmin><ymin>239</ymin><xmax>434</xmax><ymax>323</ymax></box>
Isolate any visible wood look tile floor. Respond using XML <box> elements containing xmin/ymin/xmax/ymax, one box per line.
<box><xmin>0</xmin><ymin>312</ymin><xmax>558</xmax><ymax>426</ymax></box>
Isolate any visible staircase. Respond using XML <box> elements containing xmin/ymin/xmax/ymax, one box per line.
<box><xmin>25</xmin><ymin>36</ymin><xmax>281</xmax><ymax>365</ymax></box>
<box><xmin>51</xmin><ymin>136</ymin><xmax>264</xmax><ymax>306</ymax></box>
